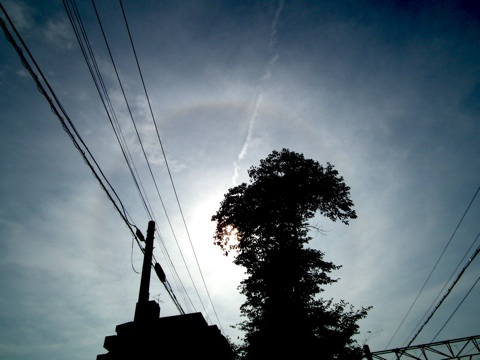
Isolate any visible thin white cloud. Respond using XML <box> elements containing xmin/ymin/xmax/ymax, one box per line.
<box><xmin>269</xmin><ymin>0</ymin><xmax>284</xmax><ymax>49</ymax></box>
<box><xmin>2</xmin><ymin>1</ymin><xmax>479</xmax><ymax>358</ymax></box>
<box><xmin>16</xmin><ymin>69</ymin><xmax>28</xmax><ymax>78</ymax></box>
<box><xmin>2</xmin><ymin>0</ymin><xmax>34</xmax><ymax>30</ymax></box>
<box><xmin>232</xmin><ymin>0</ymin><xmax>284</xmax><ymax>185</ymax></box>
<box><xmin>43</xmin><ymin>18</ymin><xmax>76</xmax><ymax>50</ymax></box>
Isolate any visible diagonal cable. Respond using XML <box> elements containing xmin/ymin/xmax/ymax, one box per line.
<box><xmin>90</xmin><ymin>0</ymin><xmax>199</xmax><ymax>314</ymax></box>
<box><xmin>119</xmin><ymin>0</ymin><xmax>224</xmax><ymax>331</ymax></box>
<box><xmin>408</xmin><ymin>242</ymin><xmax>480</xmax><ymax>345</ymax></box>
<box><xmin>63</xmin><ymin>0</ymin><xmax>154</xmax><ymax>219</ymax></box>
<box><xmin>386</xmin><ymin>185</ymin><xmax>480</xmax><ymax>348</ymax></box>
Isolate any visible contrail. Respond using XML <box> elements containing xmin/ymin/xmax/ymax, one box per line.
<box><xmin>232</xmin><ymin>0</ymin><xmax>284</xmax><ymax>185</ymax></box>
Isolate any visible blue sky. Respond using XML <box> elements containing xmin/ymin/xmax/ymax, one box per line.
<box><xmin>1</xmin><ymin>0</ymin><xmax>479</xmax><ymax>359</ymax></box>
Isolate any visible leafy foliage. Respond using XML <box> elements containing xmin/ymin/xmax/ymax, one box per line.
<box><xmin>212</xmin><ymin>149</ymin><xmax>370</xmax><ymax>359</ymax></box>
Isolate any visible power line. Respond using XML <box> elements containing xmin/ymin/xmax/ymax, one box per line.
<box><xmin>130</xmin><ymin>235</ymin><xmax>140</xmax><ymax>274</ymax></box>
<box><xmin>7</xmin><ymin>0</ymin><xmax>225</xmax><ymax>333</ymax></box>
<box><xmin>406</xmin><ymin>242</ymin><xmax>480</xmax><ymax>346</ymax></box>
<box><xmin>386</xmin><ymin>185</ymin><xmax>480</xmax><ymax>348</ymax></box>
<box><xmin>153</xmin><ymin>229</ymin><xmax>197</xmax><ymax>314</ymax></box>
<box><xmin>68</xmin><ymin>0</ymin><xmax>210</xmax><ymax>319</ymax></box>
<box><xmin>89</xmin><ymin>0</ymin><xmax>201</xmax><ymax>317</ymax></box>
<box><xmin>90</xmin><ymin>0</ymin><xmax>166</xmax><ymax>223</ymax></box>
<box><xmin>63</xmin><ymin>0</ymin><xmax>155</xmax><ymax>220</ymax></box>
<box><xmin>118</xmin><ymin>0</ymin><xmax>225</xmax><ymax>332</ymax></box>
<box><xmin>64</xmin><ymin>0</ymin><xmax>196</xmax><ymax>315</ymax></box>
<box><xmin>1</xmin><ymin>2</ymin><xmax>187</xmax><ymax>318</ymax></box>
<box><xmin>403</xmin><ymin>230</ymin><xmax>480</xmax><ymax>346</ymax></box>
<box><xmin>0</xmin><ymin>2</ymin><xmax>137</xmax><ymax>240</ymax></box>
<box><xmin>65</xmin><ymin>0</ymin><xmax>191</xmax><ymax>311</ymax></box>
<box><xmin>0</xmin><ymin>7</ymin><xmax>171</xmax><ymax>317</ymax></box>
<box><xmin>432</xmin><ymin>274</ymin><xmax>480</xmax><ymax>342</ymax></box>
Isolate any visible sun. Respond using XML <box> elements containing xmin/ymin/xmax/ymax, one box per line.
<box><xmin>223</xmin><ymin>224</ymin><xmax>240</xmax><ymax>252</ymax></box>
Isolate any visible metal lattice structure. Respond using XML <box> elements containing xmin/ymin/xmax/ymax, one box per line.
<box><xmin>366</xmin><ymin>335</ymin><xmax>480</xmax><ymax>360</ymax></box>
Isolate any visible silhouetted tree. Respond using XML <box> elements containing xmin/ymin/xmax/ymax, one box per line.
<box><xmin>212</xmin><ymin>149</ymin><xmax>370</xmax><ymax>359</ymax></box>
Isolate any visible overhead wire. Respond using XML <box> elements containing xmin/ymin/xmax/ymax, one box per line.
<box><xmin>7</xmin><ymin>0</ymin><xmax>478</xmax><ymax>341</ymax></box>
<box><xmin>90</xmin><ymin>0</ymin><xmax>199</xmax><ymax>316</ymax></box>
<box><xmin>113</xmin><ymin>0</ymin><xmax>209</xmax><ymax>322</ymax></box>
<box><xmin>63</xmin><ymin>0</ymin><xmax>154</xmax><ymax>220</ymax></box>
<box><xmin>65</xmin><ymin>0</ymin><xmax>195</xmax><ymax>315</ymax></box>
<box><xmin>0</xmin><ymin>3</ymin><xmax>138</xmax><ymax>240</ymax></box>
<box><xmin>65</xmin><ymin>0</ymin><xmax>226</xmax><ymax>331</ymax></box>
<box><xmin>90</xmin><ymin>0</ymin><xmax>166</xmax><ymax>222</ymax></box>
<box><xmin>135</xmin><ymin>225</ymin><xmax>187</xmax><ymax>314</ymax></box>
<box><xmin>386</xmin><ymin>185</ymin><xmax>480</xmax><ymax>348</ymax></box>
<box><xmin>1</xmin><ymin>1</ymin><xmax>186</xmax><ymax>316</ymax></box>
<box><xmin>403</xmin><ymin>230</ymin><xmax>480</xmax><ymax>346</ymax></box>
<box><xmin>7</xmin><ymin>0</ymin><xmax>225</xmax><ymax>333</ymax></box>
<box><xmin>0</xmin><ymin>6</ymin><xmax>156</xmax><ymax>306</ymax></box>
<box><xmin>131</xmin><ymin>235</ymin><xmax>140</xmax><ymax>274</ymax></box>
<box><xmin>431</xmin><ymin>274</ymin><xmax>480</xmax><ymax>342</ymax></box>
<box><xmin>406</xmin><ymin>242</ymin><xmax>480</xmax><ymax>346</ymax></box>
<box><xmin>151</xmin><ymin>253</ymin><xmax>186</xmax><ymax>315</ymax></box>
<box><xmin>152</xmin><ymin>227</ymin><xmax>197</xmax><ymax>313</ymax></box>
<box><xmin>160</xmin><ymin>273</ymin><xmax>186</xmax><ymax>315</ymax></box>
<box><xmin>119</xmin><ymin>0</ymin><xmax>225</xmax><ymax>333</ymax></box>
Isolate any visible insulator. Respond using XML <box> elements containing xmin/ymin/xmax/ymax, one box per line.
<box><xmin>136</xmin><ymin>228</ymin><xmax>145</xmax><ymax>242</ymax></box>
<box><xmin>155</xmin><ymin>263</ymin><xmax>166</xmax><ymax>283</ymax></box>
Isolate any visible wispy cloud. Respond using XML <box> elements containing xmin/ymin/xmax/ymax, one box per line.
<box><xmin>232</xmin><ymin>0</ymin><xmax>284</xmax><ymax>185</ymax></box>
<box><xmin>43</xmin><ymin>18</ymin><xmax>76</xmax><ymax>50</ymax></box>
<box><xmin>3</xmin><ymin>0</ymin><xmax>34</xmax><ymax>30</ymax></box>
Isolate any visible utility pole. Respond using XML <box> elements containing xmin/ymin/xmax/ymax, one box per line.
<box><xmin>97</xmin><ymin>219</ymin><xmax>235</xmax><ymax>359</ymax></box>
<box><xmin>363</xmin><ymin>345</ymin><xmax>373</xmax><ymax>360</ymax></box>
<box><xmin>134</xmin><ymin>220</ymin><xmax>159</xmax><ymax>323</ymax></box>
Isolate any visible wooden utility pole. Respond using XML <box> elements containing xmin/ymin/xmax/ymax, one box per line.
<box><xmin>134</xmin><ymin>220</ymin><xmax>159</xmax><ymax>323</ymax></box>
<box><xmin>97</xmin><ymin>219</ymin><xmax>235</xmax><ymax>359</ymax></box>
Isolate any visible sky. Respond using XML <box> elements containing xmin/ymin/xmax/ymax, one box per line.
<box><xmin>1</xmin><ymin>0</ymin><xmax>479</xmax><ymax>359</ymax></box>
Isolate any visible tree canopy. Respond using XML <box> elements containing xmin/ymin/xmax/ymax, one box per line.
<box><xmin>212</xmin><ymin>149</ymin><xmax>370</xmax><ymax>359</ymax></box>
